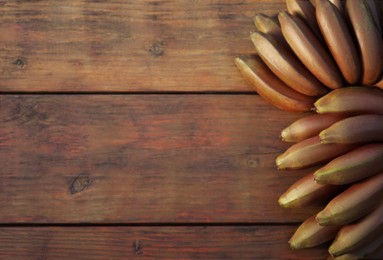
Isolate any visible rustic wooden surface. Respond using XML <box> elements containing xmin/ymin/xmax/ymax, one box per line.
<box><xmin>0</xmin><ymin>95</ymin><xmax>323</xmax><ymax>223</ymax></box>
<box><xmin>0</xmin><ymin>0</ymin><xmax>285</xmax><ymax>92</ymax></box>
<box><xmin>0</xmin><ymin>226</ymin><xmax>330</xmax><ymax>259</ymax></box>
<box><xmin>1</xmin><ymin>0</ymin><xmax>382</xmax><ymax>259</ymax></box>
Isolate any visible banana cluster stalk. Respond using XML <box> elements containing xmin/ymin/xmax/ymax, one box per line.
<box><xmin>235</xmin><ymin>0</ymin><xmax>383</xmax><ymax>259</ymax></box>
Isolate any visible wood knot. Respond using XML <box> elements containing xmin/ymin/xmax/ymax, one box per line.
<box><xmin>149</xmin><ymin>41</ymin><xmax>165</xmax><ymax>57</ymax></box>
<box><xmin>132</xmin><ymin>240</ymin><xmax>143</xmax><ymax>255</ymax></box>
<box><xmin>247</xmin><ymin>158</ymin><xmax>259</xmax><ymax>168</ymax></box>
<box><xmin>12</xmin><ymin>57</ymin><xmax>27</xmax><ymax>68</ymax></box>
<box><xmin>69</xmin><ymin>174</ymin><xmax>91</xmax><ymax>195</ymax></box>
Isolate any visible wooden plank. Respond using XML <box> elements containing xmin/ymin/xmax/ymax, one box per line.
<box><xmin>0</xmin><ymin>226</ymin><xmax>331</xmax><ymax>259</ymax></box>
<box><xmin>0</xmin><ymin>0</ymin><xmax>285</xmax><ymax>92</ymax></box>
<box><xmin>0</xmin><ymin>95</ymin><xmax>324</xmax><ymax>223</ymax></box>
<box><xmin>2</xmin><ymin>226</ymin><xmax>381</xmax><ymax>259</ymax></box>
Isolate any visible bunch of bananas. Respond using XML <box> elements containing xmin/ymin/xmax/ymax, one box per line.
<box><xmin>235</xmin><ymin>0</ymin><xmax>383</xmax><ymax>259</ymax></box>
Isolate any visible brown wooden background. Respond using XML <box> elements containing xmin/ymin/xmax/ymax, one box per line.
<box><xmin>0</xmin><ymin>1</ymin><xmax>382</xmax><ymax>259</ymax></box>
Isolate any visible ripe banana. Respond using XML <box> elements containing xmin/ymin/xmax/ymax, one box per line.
<box><xmin>316</xmin><ymin>0</ymin><xmax>361</xmax><ymax>84</ymax></box>
<box><xmin>316</xmin><ymin>172</ymin><xmax>383</xmax><ymax>226</ymax></box>
<box><xmin>279</xmin><ymin>172</ymin><xmax>340</xmax><ymax>208</ymax></box>
<box><xmin>281</xmin><ymin>113</ymin><xmax>347</xmax><ymax>143</ymax></box>
<box><xmin>320</xmin><ymin>114</ymin><xmax>383</xmax><ymax>144</ymax></box>
<box><xmin>254</xmin><ymin>14</ymin><xmax>286</xmax><ymax>44</ymax></box>
<box><xmin>234</xmin><ymin>55</ymin><xmax>315</xmax><ymax>112</ymax></box>
<box><xmin>251</xmin><ymin>32</ymin><xmax>328</xmax><ymax>97</ymax></box>
<box><xmin>314</xmin><ymin>87</ymin><xmax>383</xmax><ymax>115</ymax></box>
<box><xmin>289</xmin><ymin>215</ymin><xmax>341</xmax><ymax>249</ymax></box>
<box><xmin>314</xmin><ymin>144</ymin><xmax>383</xmax><ymax>185</ymax></box>
<box><xmin>346</xmin><ymin>0</ymin><xmax>383</xmax><ymax>85</ymax></box>
<box><xmin>279</xmin><ymin>11</ymin><xmax>343</xmax><ymax>89</ymax></box>
<box><xmin>286</xmin><ymin>0</ymin><xmax>324</xmax><ymax>41</ymax></box>
<box><xmin>329</xmin><ymin>200</ymin><xmax>383</xmax><ymax>257</ymax></box>
<box><xmin>276</xmin><ymin>136</ymin><xmax>355</xmax><ymax>170</ymax></box>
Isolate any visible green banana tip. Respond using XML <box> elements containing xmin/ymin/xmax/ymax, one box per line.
<box><xmin>328</xmin><ymin>244</ymin><xmax>340</xmax><ymax>257</ymax></box>
<box><xmin>280</xmin><ymin>128</ymin><xmax>289</xmax><ymax>142</ymax></box>
<box><xmin>288</xmin><ymin>240</ymin><xmax>300</xmax><ymax>250</ymax></box>
<box><xmin>278</xmin><ymin>196</ymin><xmax>289</xmax><ymax>208</ymax></box>
<box><xmin>315</xmin><ymin>212</ymin><xmax>330</xmax><ymax>226</ymax></box>
<box><xmin>318</xmin><ymin>131</ymin><xmax>330</xmax><ymax>144</ymax></box>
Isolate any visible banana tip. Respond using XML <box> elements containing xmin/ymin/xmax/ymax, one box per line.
<box><xmin>318</xmin><ymin>131</ymin><xmax>330</xmax><ymax>144</ymax></box>
<box><xmin>275</xmin><ymin>155</ymin><xmax>285</xmax><ymax>169</ymax></box>
<box><xmin>280</xmin><ymin>129</ymin><xmax>289</xmax><ymax>142</ymax></box>
<box><xmin>288</xmin><ymin>240</ymin><xmax>300</xmax><ymax>250</ymax></box>
<box><xmin>278</xmin><ymin>197</ymin><xmax>288</xmax><ymax>208</ymax></box>
<box><xmin>328</xmin><ymin>245</ymin><xmax>340</xmax><ymax>257</ymax></box>
<box><xmin>315</xmin><ymin>213</ymin><xmax>330</xmax><ymax>226</ymax></box>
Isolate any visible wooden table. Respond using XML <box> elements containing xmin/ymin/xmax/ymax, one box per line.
<box><xmin>1</xmin><ymin>1</ymin><xmax>382</xmax><ymax>259</ymax></box>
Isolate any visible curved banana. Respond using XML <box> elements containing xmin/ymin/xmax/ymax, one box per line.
<box><xmin>251</xmin><ymin>32</ymin><xmax>328</xmax><ymax>97</ymax></box>
<box><xmin>289</xmin><ymin>215</ymin><xmax>341</xmax><ymax>249</ymax></box>
<box><xmin>346</xmin><ymin>0</ymin><xmax>383</xmax><ymax>85</ymax></box>
<box><xmin>286</xmin><ymin>0</ymin><xmax>324</xmax><ymax>41</ymax></box>
<box><xmin>314</xmin><ymin>143</ymin><xmax>383</xmax><ymax>185</ymax></box>
<box><xmin>314</xmin><ymin>87</ymin><xmax>383</xmax><ymax>115</ymax></box>
<box><xmin>316</xmin><ymin>0</ymin><xmax>361</xmax><ymax>84</ymax></box>
<box><xmin>276</xmin><ymin>136</ymin><xmax>355</xmax><ymax>170</ymax></box>
<box><xmin>279</xmin><ymin>172</ymin><xmax>340</xmax><ymax>208</ymax></box>
<box><xmin>316</xmin><ymin>172</ymin><xmax>383</xmax><ymax>225</ymax></box>
<box><xmin>320</xmin><ymin>114</ymin><xmax>383</xmax><ymax>144</ymax></box>
<box><xmin>281</xmin><ymin>113</ymin><xmax>347</xmax><ymax>142</ymax></box>
<box><xmin>329</xmin><ymin>200</ymin><xmax>383</xmax><ymax>257</ymax></box>
<box><xmin>279</xmin><ymin>11</ymin><xmax>343</xmax><ymax>89</ymax></box>
<box><xmin>235</xmin><ymin>55</ymin><xmax>315</xmax><ymax>112</ymax></box>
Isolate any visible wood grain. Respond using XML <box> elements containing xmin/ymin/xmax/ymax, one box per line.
<box><xmin>0</xmin><ymin>226</ymin><xmax>330</xmax><ymax>259</ymax></box>
<box><xmin>0</xmin><ymin>0</ymin><xmax>285</xmax><ymax>92</ymax></box>
<box><xmin>0</xmin><ymin>94</ymin><xmax>324</xmax><ymax>223</ymax></box>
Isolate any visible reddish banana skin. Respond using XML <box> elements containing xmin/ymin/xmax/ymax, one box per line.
<box><xmin>234</xmin><ymin>55</ymin><xmax>315</xmax><ymax>112</ymax></box>
<box><xmin>316</xmin><ymin>172</ymin><xmax>383</xmax><ymax>226</ymax></box>
<box><xmin>279</xmin><ymin>11</ymin><xmax>343</xmax><ymax>89</ymax></box>
<box><xmin>329</xmin><ymin>200</ymin><xmax>383</xmax><ymax>257</ymax></box>
<box><xmin>286</xmin><ymin>0</ymin><xmax>324</xmax><ymax>41</ymax></box>
<box><xmin>281</xmin><ymin>113</ymin><xmax>347</xmax><ymax>143</ymax></box>
<box><xmin>316</xmin><ymin>0</ymin><xmax>361</xmax><ymax>84</ymax></box>
<box><xmin>320</xmin><ymin>114</ymin><xmax>383</xmax><ymax>144</ymax></box>
<box><xmin>310</xmin><ymin>0</ymin><xmax>345</xmax><ymax>16</ymax></box>
<box><xmin>346</xmin><ymin>0</ymin><xmax>383</xmax><ymax>85</ymax></box>
<box><xmin>315</xmin><ymin>87</ymin><xmax>383</xmax><ymax>115</ymax></box>
<box><xmin>278</xmin><ymin>172</ymin><xmax>340</xmax><ymax>208</ymax></box>
<box><xmin>251</xmin><ymin>32</ymin><xmax>328</xmax><ymax>97</ymax></box>
<box><xmin>276</xmin><ymin>136</ymin><xmax>355</xmax><ymax>170</ymax></box>
<box><xmin>314</xmin><ymin>144</ymin><xmax>383</xmax><ymax>185</ymax></box>
<box><xmin>289</xmin><ymin>215</ymin><xmax>341</xmax><ymax>249</ymax></box>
